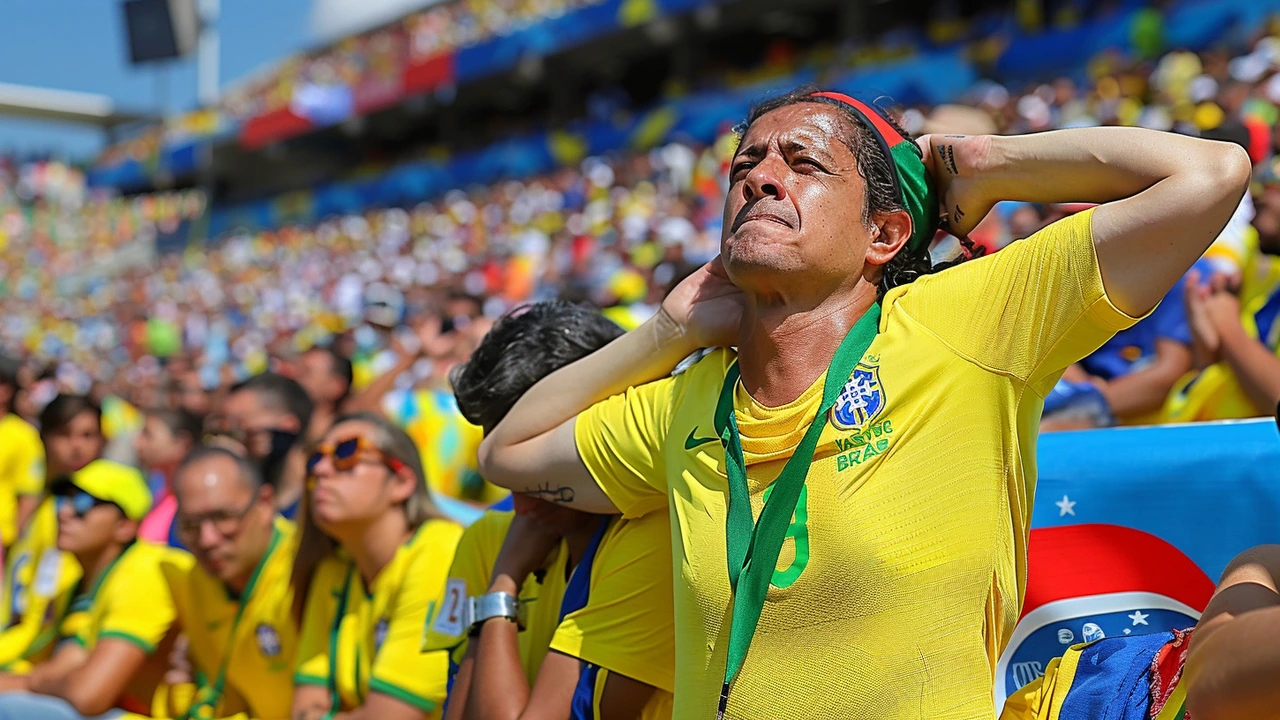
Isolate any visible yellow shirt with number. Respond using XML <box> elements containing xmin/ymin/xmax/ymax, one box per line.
<box><xmin>574</xmin><ymin>209</ymin><xmax>1141</xmax><ymax>720</ymax></box>
<box><xmin>162</xmin><ymin>518</ymin><xmax>299</xmax><ymax>720</ymax></box>
<box><xmin>0</xmin><ymin>496</ymin><xmax>80</xmax><ymax>671</ymax></box>
<box><xmin>422</xmin><ymin>510</ymin><xmax>674</xmax><ymax>719</ymax></box>
<box><xmin>295</xmin><ymin>518</ymin><xmax>462</xmax><ymax>717</ymax></box>
<box><xmin>75</xmin><ymin>540</ymin><xmax>188</xmax><ymax>714</ymax></box>
<box><xmin>0</xmin><ymin>414</ymin><xmax>44</xmax><ymax>547</ymax></box>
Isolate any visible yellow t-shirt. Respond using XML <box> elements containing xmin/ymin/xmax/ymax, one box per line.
<box><xmin>422</xmin><ymin>510</ymin><xmax>570</xmax><ymax>684</ymax></box>
<box><xmin>75</xmin><ymin>540</ymin><xmax>188</xmax><ymax>713</ymax></box>
<box><xmin>574</xmin><ymin>209</ymin><xmax>1140</xmax><ymax>720</ymax></box>
<box><xmin>163</xmin><ymin>518</ymin><xmax>299</xmax><ymax>720</ymax></box>
<box><xmin>422</xmin><ymin>510</ymin><xmax>675</xmax><ymax>720</ymax></box>
<box><xmin>295</xmin><ymin>519</ymin><xmax>462</xmax><ymax>717</ymax></box>
<box><xmin>0</xmin><ymin>414</ymin><xmax>44</xmax><ymax>547</ymax></box>
<box><xmin>0</xmin><ymin>496</ymin><xmax>80</xmax><ymax>671</ymax></box>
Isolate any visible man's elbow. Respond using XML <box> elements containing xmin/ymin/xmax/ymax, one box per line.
<box><xmin>1202</xmin><ymin>142</ymin><xmax>1252</xmax><ymax>204</ymax></box>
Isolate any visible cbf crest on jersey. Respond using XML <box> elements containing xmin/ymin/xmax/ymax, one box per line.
<box><xmin>830</xmin><ymin>364</ymin><xmax>885</xmax><ymax>430</ymax></box>
<box><xmin>256</xmin><ymin>623</ymin><xmax>282</xmax><ymax>658</ymax></box>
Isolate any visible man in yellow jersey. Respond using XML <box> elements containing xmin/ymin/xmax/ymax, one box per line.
<box><xmin>158</xmin><ymin>445</ymin><xmax>298</xmax><ymax>720</ymax></box>
<box><xmin>0</xmin><ymin>459</ymin><xmax>183</xmax><ymax>719</ymax></box>
<box><xmin>425</xmin><ymin>300</ymin><xmax>674</xmax><ymax>720</ymax></box>
<box><xmin>479</xmin><ymin>87</ymin><xmax>1251</xmax><ymax>719</ymax></box>
<box><xmin>0</xmin><ymin>356</ymin><xmax>43</xmax><ymax>550</ymax></box>
<box><xmin>0</xmin><ymin>395</ymin><xmax>107</xmax><ymax>675</ymax></box>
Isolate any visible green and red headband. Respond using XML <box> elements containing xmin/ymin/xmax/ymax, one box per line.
<box><xmin>811</xmin><ymin>91</ymin><xmax>938</xmax><ymax>255</ymax></box>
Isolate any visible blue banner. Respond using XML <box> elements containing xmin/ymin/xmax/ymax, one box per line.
<box><xmin>998</xmin><ymin>418</ymin><xmax>1280</xmax><ymax>707</ymax></box>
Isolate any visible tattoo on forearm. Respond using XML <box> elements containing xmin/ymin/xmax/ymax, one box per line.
<box><xmin>527</xmin><ymin>483</ymin><xmax>575</xmax><ymax>504</ymax></box>
<box><xmin>938</xmin><ymin>144</ymin><xmax>959</xmax><ymax>176</ymax></box>
<box><xmin>953</xmin><ymin>205</ymin><xmax>966</xmax><ymax>223</ymax></box>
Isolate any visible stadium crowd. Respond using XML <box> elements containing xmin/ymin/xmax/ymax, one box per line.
<box><xmin>0</xmin><ymin>4</ymin><xmax>1278</xmax><ymax>720</ymax></box>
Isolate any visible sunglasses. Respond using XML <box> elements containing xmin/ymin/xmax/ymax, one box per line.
<box><xmin>306</xmin><ymin>437</ymin><xmax>408</xmax><ymax>480</ymax></box>
<box><xmin>51</xmin><ymin>482</ymin><xmax>120</xmax><ymax>519</ymax></box>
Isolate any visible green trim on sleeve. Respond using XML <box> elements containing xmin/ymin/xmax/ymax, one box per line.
<box><xmin>294</xmin><ymin>672</ymin><xmax>329</xmax><ymax>687</ymax></box>
<box><xmin>68</xmin><ymin>635</ymin><xmax>88</xmax><ymax>648</ymax></box>
<box><xmin>367</xmin><ymin>678</ymin><xmax>436</xmax><ymax>712</ymax></box>
<box><xmin>96</xmin><ymin>630</ymin><xmax>156</xmax><ymax>653</ymax></box>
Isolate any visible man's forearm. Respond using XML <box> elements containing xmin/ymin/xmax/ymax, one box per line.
<box><xmin>465</xmin><ymin>575</ymin><xmax>532</xmax><ymax>720</ymax></box>
<box><xmin>1187</xmin><ymin>605</ymin><xmax>1280</xmax><ymax>719</ymax></box>
<box><xmin>479</xmin><ymin>311</ymin><xmax>696</xmax><ymax>478</ymax></box>
<box><xmin>1218</xmin><ymin>322</ymin><xmax>1280</xmax><ymax>415</ymax></box>
<box><xmin>972</xmin><ymin>128</ymin><xmax>1237</xmax><ymax>206</ymax></box>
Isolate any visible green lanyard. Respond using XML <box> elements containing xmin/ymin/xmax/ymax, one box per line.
<box><xmin>322</xmin><ymin>563</ymin><xmax>357</xmax><ymax>720</ymax></box>
<box><xmin>713</xmin><ymin>303</ymin><xmax>880</xmax><ymax>719</ymax></box>
<box><xmin>182</xmin><ymin>525</ymin><xmax>282</xmax><ymax>720</ymax></box>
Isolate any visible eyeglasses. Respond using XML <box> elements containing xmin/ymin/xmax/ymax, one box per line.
<box><xmin>175</xmin><ymin>495</ymin><xmax>259</xmax><ymax>540</ymax></box>
<box><xmin>51</xmin><ymin>482</ymin><xmax>119</xmax><ymax>519</ymax></box>
<box><xmin>306</xmin><ymin>437</ymin><xmax>407</xmax><ymax>481</ymax></box>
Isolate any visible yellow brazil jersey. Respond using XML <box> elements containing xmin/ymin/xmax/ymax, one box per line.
<box><xmin>0</xmin><ymin>495</ymin><xmax>80</xmax><ymax>672</ymax></box>
<box><xmin>162</xmin><ymin>518</ymin><xmax>299</xmax><ymax>720</ymax></box>
<box><xmin>574</xmin><ymin>209</ymin><xmax>1141</xmax><ymax>720</ymax></box>
<box><xmin>0</xmin><ymin>414</ymin><xmax>44</xmax><ymax>547</ymax></box>
<box><xmin>295</xmin><ymin>518</ymin><xmax>463</xmax><ymax>717</ymax></box>
<box><xmin>422</xmin><ymin>510</ymin><xmax>675</xmax><ymax>720</ymax></box>
<box><xmin>75</xmin><ymin>540</ymin><xmax>188</xmax><ymax>715</ymax></box>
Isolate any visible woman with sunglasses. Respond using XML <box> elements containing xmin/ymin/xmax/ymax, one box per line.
<box><xmin>0</xmin><ymin>396</ymin><xmax>104</xmax><ymax>673</ymax></box>
<box><xmin>291</xmin><ymin>412</ymin><xmax>462</xmax><ymax>720</ymax></box>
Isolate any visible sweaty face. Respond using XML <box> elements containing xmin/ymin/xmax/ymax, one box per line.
<box><xmin>174</xmin><ymin>454</ymin><xmax>274</xmax><ymax>586</ymax></box>
<box><xmin>45</xmin><ymin>411</ymin><xmax>104</xmax><ymax>478</ymax></box>
<box><xmin>722</xmin><ymin>103</ymin><xmax>873</xmax><ymax>296</ymax></box>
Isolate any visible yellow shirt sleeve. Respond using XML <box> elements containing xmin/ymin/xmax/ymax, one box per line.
<box><xmin>9</xmin><ymin>422</ymin><xmax>45</xmax><ymax>498</ymax></box>
<box><xmin>293</xmin><ymin>559</ymin><xmax>341</xmax><ymax>687</ymax></box>
<box><xmin>421</xmin><ymin>513</ymin><xmax>504</xmax><ymax>658</ymax></box>
<box><xmin>368</xmin><ymin>523</ymin><xmax>459</xmax><ymax>713</ymax></box>
<box><xmin>888</xmin><ymin>208</ymin><xmax>1143</xmax><ymax>395</ymax></box>
<box><xmin>547</xmin><ymin>513</ymin><xmax>675</xmax><ymax>694</ymax></box>
<box><xmin>574</xmin><ymin>370</ymin><xmax>687</xmax><ymax>519</ymax></box>
<box><xmin>95</xmin><ymin>546</ymin><xmax>188</xmax><ymax>653</ymax></box>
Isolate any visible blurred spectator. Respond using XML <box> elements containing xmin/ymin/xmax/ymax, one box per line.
<box><xmin>215</xmin><ymin>374</ymin><xmax>315</xmax><ymax>520</ymax></box>
<box><xmin>0</xmin><ymin>355</ymin><xmax>42</xmax><ymax>549</ymax></box>
<box><xmin>133</xmin><ymin>408</ymin><xmax>202</xmax><ymax>547</ymax></box>
<box><xmin>295</xmin><ymin>346</ymin><xmax>353</xmax><ymax>444</ymax></box>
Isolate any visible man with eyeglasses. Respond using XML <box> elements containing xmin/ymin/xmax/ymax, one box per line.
<box><xmin>158</xmin><ymin>445</ymin><xmax>299</xmax><ymax>720</ymax></box>
<box><xmin>0</xmin><ymin>459</ymin><xmax>185</xmax><ymax>719</ymax></box>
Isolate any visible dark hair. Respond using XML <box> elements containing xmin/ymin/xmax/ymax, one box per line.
<box><xmin>306</xmin><ymin>346</ymin><xmax>354</xmax><ymax>400</ymax></box>
<box><xmin>39</xmin><ymin>394</ymin><xmax>102</xmax><ymax>440</ymax></box>
<box><xmin>449</xmin><ymin>301</ymin><xmax>625</xmax><ymax>431</ymax></box>
<box><xmin>0</xmin><ymin>355</ymin><xmax>18</xmax><ymax>414</ymax></box>
<box><xmin>175</xmin><ymin>444</ymin><xmax>265</xmax><ymax>494</ymax></box>
<box><xmin>739</xmin><ymin>85</ymin><xmax>935</xmax><ymax>296</ymax></box>
<box><xmin>230</xmin><ymin>373</ymin><xmax>315</xmax><ymax>434</ymax></box>
<box><xmin>146</xmin><ymin>407</ymin><xmax>203</xmax><ymax>447</ymax></box>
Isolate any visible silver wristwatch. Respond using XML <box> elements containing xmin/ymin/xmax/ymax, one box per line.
<box><xmin>466</xmin><ymin>591</ymin><xmax>525</xmax><ymax>635</ymax></box>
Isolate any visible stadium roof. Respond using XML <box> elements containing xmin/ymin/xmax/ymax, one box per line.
<box><xmin>0</xmin><ymin>82</ymin><xmax>151</xmax><ymax>129</ymax></box>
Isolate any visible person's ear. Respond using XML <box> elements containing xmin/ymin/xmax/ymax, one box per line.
<box><xmin>864</xmin><ymin>209</ymin><xmax>913</xmax><ymax>268</ymax></box>
<box><xmin>388</xmin><ymin>465</ymin><xmax>418</xmax><ymax>505</ymax></box>
<box><xmin>257</xmin><ymin>483</ymin><xmax>277</xmax><ymax>511</ymax></box>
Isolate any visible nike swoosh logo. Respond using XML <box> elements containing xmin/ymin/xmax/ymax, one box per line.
<box><xmin>685</xmin><ymin>427</ymin><xmax>720</xmax><ymax>451</ymax></box>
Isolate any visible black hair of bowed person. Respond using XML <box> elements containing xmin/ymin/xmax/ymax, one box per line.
<box><xmin>737</xmin><ymin>86</ymin><xmax>936</xmax><ymax>297</ymax></box>
<box><xmin>449</xmin><ymin>300</ymin><xmax>625</xmax><ymax>433</ymax></box>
